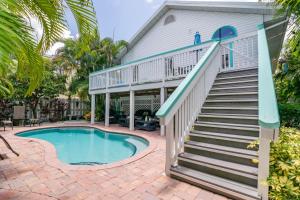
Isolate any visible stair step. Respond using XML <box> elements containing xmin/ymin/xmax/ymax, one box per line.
<box><xmin>194</xmin><ymin>121</ymin><xmax>259</xmax><ymax>130</ymax></box>
<box><xmin>197</xmin><ymin>114</ymin><xmax>258</xmax><ymax>125</ymax></box>
<box><xmin>185</xmin><ymin>141</ymin><xmax>257</xmax><ymax>157</ymax></box>
<box><xmin>204</xmin><ymin>99</ymin><xmax>258</xmax><ymax>107</ymax></box>
<box><xmin>179</xmin><ymin>153</ymin><xmax>258</xmax><ymax>176</ymax></box>
<box><xmin>215</xmin><ymin>74</ymin><xmax>257</xmax><ymax>84</ymax></box>
<box><xmin>216</xmin><ymin>74</ymin><xmax>257</xmax><ymax>80</ymax></box>
<box><xmin>184</xmin><ymin>141</ymin><xmax>258</xmax><ymax>167</ymax></box>
<box><xmin>210</xmin><ymin>86</ymin><xmax>258</xmax><ymax>94</ymax></box>
<box><xmin>201</xmin><ymin>106</ymin><xmax>258</xmax><ymax>115</ymax></box>
<box><xmin>208</xmin><ymin>92</ymin><xmax>258</xmax><ymax>97</ymax></box>
<box><xmin>205</xmin><ymin>99</ymin><xmax>258</xmax><ymax>103</ymax></box>
<box><xmin>190</xmin><ymin>130</ymin><xmax>258</xmax><ymax>141</ymax></box>
<box><xmin>189</xmin><ymin>132</ymin><xmax>257</xmax><ymax>143</ymax></box>
<box><xmin>189</xmin><ymin>132</ymin><xmax>257</xmax><ymax>149</ymax></box>
<box><xmin>217</xmin><ymin>67</ymin><xmax>258</xmax><ymax>78</ymax></box>
<box><xmin>170</xmin><ymin>166</ymin><xmax>260</xmax><ymax>200</ymax></box>
<box><xmin>207</xmin><ymin>92</ymin><xmax>258</xmax><ymax>101</ymax></box>
<box><xmin>198</xmin><ymin>114</ymin><xmax>258</xmax><ymax>120</ymax></box>
<box><xmin>178</xmin><ymin>153</ymin><xmax>258</xmax><ymax>187</ymax></box>
<box><xmin>213</xmin><ymin>80</ymin><xmax>258</xmax><ymax>89</ymax></box>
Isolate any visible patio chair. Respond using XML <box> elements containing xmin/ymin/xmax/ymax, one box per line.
<box><xmin>135</xmin><ymin>117</ymin><xmax>157</xmax><ymax>131</ymax></box>
<box><xmin>25</xmin><ymin>118</ymin><xmax>40</xmax><ymax>127</ymax></box>
<box><xmin>1</xmin><ymin>119</ymin><xmax>13</xmax><ymax>131</ymax></box>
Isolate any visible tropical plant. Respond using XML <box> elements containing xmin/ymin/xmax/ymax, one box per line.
<box><xmin>0</xmin><ymin>0</ymin><xmax>98</xmax><ymax>95</ymax></box>
<box><xmin>278</xmin><ymin>104</ymin><xmax>300</xmax><ymax>128</ymax></box>
<box><xmin>268</xmin><ymin>127</ymin><xmax>300</xmax><ymax>200</ymax></box>
<box><xmin>274</xmin><ymin>0</ymin><xmax>300</xmax><ymax>103</ymax></box>
<box><xmin>53</xmin><ymin>36</ymin><xmax>127</xmax><ymax>101</ymax></box>
<box><xmin>10</xmin><ymin>58</ymin><xmax>66</xmax><ymax>118</ymax></box>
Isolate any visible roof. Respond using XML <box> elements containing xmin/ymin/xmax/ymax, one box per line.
<box><xmin>117</xmin><ymin>1</ymin><xmax>276</xmax><ymax>60</ymax></box>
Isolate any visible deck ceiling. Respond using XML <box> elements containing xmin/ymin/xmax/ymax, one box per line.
<box><xmin>264</xmin><ymin>16</ymin><xmax>289</xmax><ymax>62</ymax></box>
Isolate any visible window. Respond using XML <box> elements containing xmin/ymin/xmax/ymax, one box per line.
<box><xmin>164</xmin><ymin>15</ymin><xmax>175</xmax><ymax>25</ymax></box>
<box><xmin>212</xmin><ymin>26</ymin><xmax>237</xmax><ymax>40</ymax></box>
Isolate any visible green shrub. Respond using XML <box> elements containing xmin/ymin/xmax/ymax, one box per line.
<box><xmin>278</xmin><ymin>104</ymin><xmax>300</xmax><ymax>128</ymax></box>
<box><xmin>268</xmin><ymin>127</ymin><xmax>300</xmax><ymax>200</ymax></box>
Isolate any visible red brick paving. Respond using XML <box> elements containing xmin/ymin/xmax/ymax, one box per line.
<box><xmin>0</xmin><ymin>122</ymin><xmax>228</xmax><ymax>200</ymax></box>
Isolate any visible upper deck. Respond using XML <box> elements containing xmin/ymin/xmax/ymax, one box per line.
<box><xmin>89</xmin><ymin>32</ymin><xmax>258</xmax><ymax>94</ymax></box>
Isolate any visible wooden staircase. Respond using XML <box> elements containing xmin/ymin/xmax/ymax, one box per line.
<box><xmin>169</xmin><ymin>68</ymin><xmax>261</xmax><ymax>200</ymax></box>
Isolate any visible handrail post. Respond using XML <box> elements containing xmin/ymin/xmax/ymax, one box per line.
<box><xmin>258</xmin><ymin>127</ymin><xmax>274</xmax><ymax>200</ymax></box>
<box><xmin>165</xmin><ymin>117</ymin><xmax>174</xmax><ymax>176</ymax></box>
<box><xmin>257</xmin><ymin>23</ymin><xmax>281</xmax><ymax>200</ymax></box>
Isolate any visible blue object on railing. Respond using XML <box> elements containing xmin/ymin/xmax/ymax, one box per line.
<box><xmin>194</xmin><ymin>32</ymin><xmax>201</xmax><ymax>45</ymax></box>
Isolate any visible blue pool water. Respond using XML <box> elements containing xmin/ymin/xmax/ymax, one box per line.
<box><xmin>17</xmin><ymin>127</ymin><xmax>149</xmax><ymax>165</ymax></box>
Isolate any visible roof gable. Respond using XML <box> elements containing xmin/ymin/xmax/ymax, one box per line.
<box><xmin>118</xmin><ymin>1</ymin><xmax>276</xmax><ymax>60</ymax></box>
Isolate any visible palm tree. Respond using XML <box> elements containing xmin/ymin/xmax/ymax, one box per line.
<box><xmin>0</xmin><ymin>0</ymin><xmax>98</xmax><ymax>95</ymax></box>
<box><xmin>100</xmin><ymin>38</ymin><xmax>128</xmax><ymax>68</ymax></box>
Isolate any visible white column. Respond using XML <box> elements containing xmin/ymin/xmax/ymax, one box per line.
<box><xmin>91</xmin><ymin>94</ymin><xmax>95</xmax><ymax>124</ymax></box>
<box><xmin>105</xmin><ymin>92</ymin><xmax>110</xmax><ymax>127</ymax></box>
<box><xmin>165</xmin><ymin>117</ymin><xmax>174</xmax><ymax>176</ymax></box>
<box><xmin>258</xmin><ymin>127</ymin><xmax>273</xmax><ymax>200</ymax></box>
<box><xmin>160</xmin><ymin>87</ymin><xmax>167</xmax><ymax>136</ymax></box>
<box><xmin>129</xmin><ymin>90</ymin><xmax>135</xmax><ymax>131</ymax></box>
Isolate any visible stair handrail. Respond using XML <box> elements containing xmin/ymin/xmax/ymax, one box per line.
<box><xmin>257</xmin><ymin>25</ymin><xmax>280</xmax><ymax>130</ymax></box>
<box><xmin>156</xmin><ymin>41</ymin><xmax>220</xmax><ymax>175</ymax></box>
<box><xmin>257</xmin><ymin>24</ymin><xmax>280</xmax><ymax>200</ymax></box>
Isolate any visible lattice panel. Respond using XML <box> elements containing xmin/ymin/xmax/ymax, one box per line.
<box><xmin>118</xmin><ymin>95</ymin><xmax>161</xmax><ymax>115</ymax></box>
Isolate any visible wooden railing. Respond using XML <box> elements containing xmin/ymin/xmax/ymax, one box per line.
<box><xmin>156</xmin><ymin>41</ymin><xmax>221</xmax><ymax>174</ymax></box>
<box><xmin>219</xmin><ymin>33</ymin><xmax>258</xmax><ymax>72</ymax></box>
<box><xmin>257</xmin><ymin>24</ymin><xmax>280</xmax><ymax>200</ymax></box>
<box><xmin>89</xmin><ymin>41</ymin><xmax>213</xmax><ymax>91</ymax></box>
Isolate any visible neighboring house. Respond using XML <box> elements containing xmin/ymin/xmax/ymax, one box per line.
<box><xmin>89</xmin><ymin>1</ymin><xmax>287</xmax><ymax>200</ymax></box>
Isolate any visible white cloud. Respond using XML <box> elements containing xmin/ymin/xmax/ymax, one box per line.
<box><xmin>145</xmin><ymin>0</ymin><xmax>154</xmax><ymax>4</ymax></box>
<box><xmin>46</xmin><ymin>42</ymin><xmax>65</xmax><ymax>56</ymax></box>
<box><xmin>46</xmin><ymin>29</ymin><xmax>74</xmax><ymax>56</ymax></box>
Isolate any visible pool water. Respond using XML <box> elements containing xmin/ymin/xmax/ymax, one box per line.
<box><xmin>17</xmin><ymin>127</ymin><xmax>149</xmax><ymax>165</ymax></box>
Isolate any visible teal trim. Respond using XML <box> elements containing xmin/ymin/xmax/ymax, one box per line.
<box><xmin>90</xmin><ymin>39</ymin><xmax>214</xmax><ymax>75</ymax></box>
<box><xmin>211</xmin><ymin>25</ymin><xmax>238</xmax><ymax>40</ymax></box>
<box><xmin>257</xmin><ymin>26</ymin><xmax>280</xmax><ymax>128</ymax></box>
<box><xmin>257</xmin><ymin>23</ymin><xmax>264</xmax><ymax>30</ymax></box>
<box><xmin>156</xmin><ymin>41</ymin><xmax>220</xmax><ymax>118</ymax></box>
<box><xmin>229</xmin><ymin>42</ymin><xmax>234</xmax><ymax>68</ymax></box>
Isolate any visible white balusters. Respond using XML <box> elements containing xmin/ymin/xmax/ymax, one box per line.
<box><xmin>89</xmin><ymin>42</ymin><xmax>212</xmax><ymax>91</ymax></box>
<box><xmin>157</xmin><ymin>42</ymin><xmax>220</xmax><ymax>172</ymax></box>
<box><xmin>220</xmin><ymin>34</ymin><xmax>258</xmax><ymax>72</ymax></box>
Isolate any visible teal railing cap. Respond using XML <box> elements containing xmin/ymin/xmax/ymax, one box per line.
<box><xmin>257</xmin><ymin>26</ymin><xmax>280</xmax><ymax>129</ymax></box>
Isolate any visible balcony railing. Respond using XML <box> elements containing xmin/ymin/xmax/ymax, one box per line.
<box><xmin>89</xmin><ymin>41</ymin><xmax>214</xmax><ymax>91</ymax></box>
<box><xmin>89</xmin><ymin>32</ymin><xmax>258</xmax><ymax>92</ymax></box>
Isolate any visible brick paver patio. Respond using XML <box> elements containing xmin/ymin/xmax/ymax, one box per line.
<box><xmin>0</xmin><ymin>122</ymin><xmax>228</xmax><ymax>200</ymax></box>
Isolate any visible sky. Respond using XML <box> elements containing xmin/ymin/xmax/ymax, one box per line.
<box><xmin>66</xmin><ymin>0</ymin><xmax>165</xmax><ymax>41</ymax></box>
<box><xmin>47</xmin><ymin>0</ymin><xmax>260</xmax><ymax>55</ymax></box>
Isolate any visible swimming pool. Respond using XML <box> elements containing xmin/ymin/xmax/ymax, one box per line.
<box><xmin>17</xmin><ymin>127</ymin><xmax>149</xmax><ymax>165</ymax></box>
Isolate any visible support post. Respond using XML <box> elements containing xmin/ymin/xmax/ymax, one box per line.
<box><xmin>129</xmin><ymin>90</ymin><xmax>135</xmax><ymax>131</ymax></box>
<box><xmin>258</xmin><ymin>127</ymin><xmax>273</xmax><ymax>200</ymax></box>
<box><xmin>165</xmin><ymin>117</ymin><xmax>174</xmax><ymax>176</ymax></box>
<box><xmin>105</xmin><ymin>92</ymin><xmax>110</xmax><ymax>127</ymax></box>
<box><xmin>91</xmin><ymin>94</ymin><xmax>95</xmax><ymax>124</ymax></box>
<box><xmin>160</xmin><ymin>87</ymin><xmax>167</xmax><ymax>136</ymax></box>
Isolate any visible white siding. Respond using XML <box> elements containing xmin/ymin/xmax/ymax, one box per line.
<box><xmin>122</xmin><ymin>9</ymin><xmax>272</xmax><ymax>63</ymax></box>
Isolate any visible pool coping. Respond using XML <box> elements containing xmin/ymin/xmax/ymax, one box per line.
<box><xmin>12</xmin><ymin>124</ymin><xmax>158</xmax><ymax>171</ymax></box>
